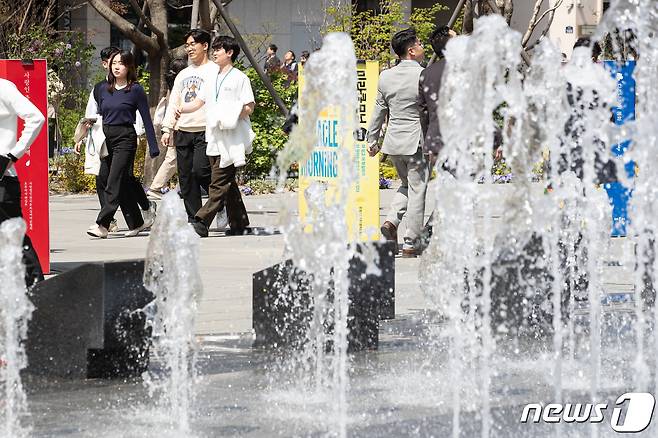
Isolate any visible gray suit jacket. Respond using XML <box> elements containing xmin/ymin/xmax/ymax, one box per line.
<box><xmin>367</xmin><ymin>60</ymin><xmax>424</xmax><ymax>156</ymax></box>
<box><xmin>418</xmin><ymin>59</ymin><xmax>446</xmax><ymax>155</ymax></box>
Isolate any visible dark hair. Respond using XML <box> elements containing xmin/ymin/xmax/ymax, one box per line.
<box><xmin>100</xmin><ymin>46</ymin><xmax>121</xmax><ymax>61</ymax></box>
<box><xmin>268</xmin><ymin>44</ymin><xmax>278</xmax><ymax>52</ymax></box>
<box><xmin>286</xmin><ymin>50</ymin><xmax>296</xmax><ymax>60</ymax></box>
<box><xmin>184</xmin><ymin>29</ymin><xmax>211</xmax><ymax>47</ymax></box>
<box><xmin>165</xmin><ymin>58</ymin><xmax>188</xmax><ymax>91</ymax></box>
<box><xmin>301</xmin><ymin>50</ymin><xmax>310</xmax><ymax>59</ymax></box>
<box><xmin>574</xmin><ymin>37</ymin><xmax>602</xmax><ymax>62</ymax></box>
<box><xmin>391</xmin><ymin>28</ymin><xmax>418</xmax><ymax>58</ymax></box>
<box><xmin>107</xmin><ymin>50</ymin><xmax>138</xmax><ymax>92</ymax></box>
<box><xmin>212</xmin><ymin>35</ymin><xmax>240</xmax><ymax>62</ymax></box>
<box><xmin>430</xmin><ymin>26</ymin><xmax>451</xmax><ymax>58</ymax></box>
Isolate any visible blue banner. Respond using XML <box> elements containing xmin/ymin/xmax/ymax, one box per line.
<box><xmin>603</xmin><ymin>60</ymin><xmax>636</xmax><ymax>237</ymax></box>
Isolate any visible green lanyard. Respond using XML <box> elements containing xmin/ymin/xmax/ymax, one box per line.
<box><xmin>215</xmin><ymin>67</ymin><xmax>234</xmax><ymax>102</ymax></box>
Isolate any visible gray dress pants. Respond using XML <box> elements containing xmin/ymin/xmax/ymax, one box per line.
<box><xmin>385</xmin><ymin>147</ymin><xmax>429</xmax><ymax>249</ymax></box>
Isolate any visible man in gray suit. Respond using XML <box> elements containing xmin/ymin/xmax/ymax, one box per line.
<box><xmin>368</xmin><ymin>28</ymin><xmax>428</xmax><ymax>257</ymax></box>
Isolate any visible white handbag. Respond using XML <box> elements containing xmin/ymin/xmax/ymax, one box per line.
<box><xmin>83</xmin><ymin>130</ymin><xmax>103</xmax><ymax>175</ymax></box>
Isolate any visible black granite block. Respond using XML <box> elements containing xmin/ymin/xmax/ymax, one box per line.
<box><xmin>252</xmin><ymin>241</ymin><xmax>395</xmax><ymax>352</ymax></box>
<box><xmin>26</xmin><ymin>260</ymin><xmax>153</xmax><ymax>379</ymax></box>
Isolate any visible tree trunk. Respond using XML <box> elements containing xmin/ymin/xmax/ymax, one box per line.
<box><xmin>199</xmin><ymin>0</ymin><xmax>212</xmax><ymax>30</ymax></box>
<box><xmin>142</xmin><ymin>0</ymin><xmax>168</xmax><ymax>187</ymax></box>
<box><xmin>147</xmin><ymin>0</ymin><xmax>169</xmax><ymax>103</ymax></box>
<box><xmin>211</xmin><ymin>0</ymin><xmax>289</xmax><ymax>116</ymax></box>
<box><xmin>464</xmin><ymin>0</ymin><xmax>475</xmax><ymax>34</ymax></box>
<box><xmin>191</xmin><ymin>0</ymin><xmax>200</xmax><ymax>28</ymax></box>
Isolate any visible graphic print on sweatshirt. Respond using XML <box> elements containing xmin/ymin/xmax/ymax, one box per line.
<box><xmin>182</xmin><ymin>75</ymin><xmax>205</xmax><ymax>103</ymax></box>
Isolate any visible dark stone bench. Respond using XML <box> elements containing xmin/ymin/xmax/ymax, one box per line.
<box><xmin>26</xmin><ymin>260</ymin><xmax>153</xmax><ymax>379</ymax></box>
<box><xmin>252</xmin><ymin>241</ymin><xmax>395</xmax><ymax>352</ymax></box>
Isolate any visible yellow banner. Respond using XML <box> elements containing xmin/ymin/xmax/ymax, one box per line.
<box><xmin>298</xmin><ymin>60</ymin><xmax>380</xmax><ymax>242</ymax></box>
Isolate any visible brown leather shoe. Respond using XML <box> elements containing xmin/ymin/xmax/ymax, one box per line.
<box><xmin>380</xmin><ymin>221</ymin><xmax>397</xmax><ymax>242</ymax></box>
<box><xmin>401</xmin><ymin>248</ymin><xmax>420</xmax><ymax>258</ymax></box>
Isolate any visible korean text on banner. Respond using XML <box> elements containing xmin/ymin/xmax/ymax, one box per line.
<box><xmin>0</xmin><ymin>60</ymin><xmax>50</xmax><ymax>273</ymax></box>
<box><xmin>297</xmin><ymin>60</ymin><xmax>380</xmax><ymax>242</ymax></box>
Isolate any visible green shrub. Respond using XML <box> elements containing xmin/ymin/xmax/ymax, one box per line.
<box><xmin>244</xmin><ymin>68</ymin><xmax>297</xmax><ymax>178</ymax></box>
<box><xmin>51</xmin><ymin>152</ymin><xmax>96</xmax><ymax>193</ymax></box>
<box><xmin>242</xmin><ymin>178</ymin><xmax>297</xmax><ymax>195</ymax></box>
<box><xmin>379</xmin><ymin>158</ymin><xmax>398</xmax><ymax>179</ymax></box>
<box><xmin>134</xmin><ymin>137</ymin><xmax>147</xmax><ymax>183</ymax></box>
<box><xmin>324</xmin><ymin>0</ymin><xmax>448</xmax><ymax>68</ymax></box>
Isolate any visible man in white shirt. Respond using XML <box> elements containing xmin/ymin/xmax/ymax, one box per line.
<box><xmin>0</xmin><ymin>78</ymin><xmax>46</xmax><ymax>285</ymax></box>
<box><xmin>161</xmin><ymin>29</ymin><xmax>217</xmax><ymax>223</ymax></box>
<box><xmin>178</xmin><ymin>35</ymin><xmax>254</xmax><ymax>237</ymax></box>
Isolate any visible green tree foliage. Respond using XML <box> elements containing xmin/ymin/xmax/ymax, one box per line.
<box><xmin>6</xmin><ymin>25</ymin><xmax>97</xmax><ymax>193</ymax></box>
<box><xmin>244</xmin><ymin>68</ymin><xmax>298</xmax><ymax>178</ymax></box>
<box><xmin>7</xmin><ymin>26</ymin><xmax>95</xmax><ymax>109</ymax></box>
<box><xmin>323</xmin><ymin>0</ymin><xmax>448</xmax><ymax>68</ymax></box>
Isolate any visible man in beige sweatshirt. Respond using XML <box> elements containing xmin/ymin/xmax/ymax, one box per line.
<box><xmin>161</xmin><ymin>29</ymin><xmax>218</xmax><ymax>222</ymax></box>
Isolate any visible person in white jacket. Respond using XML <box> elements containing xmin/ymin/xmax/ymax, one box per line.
<box><xmin>146</xmin><ymin>57</ymin><xmax>188</xmax><ymax>199</ymax></box>
<box><xmin>0</xmin><ymin>77</ymin><xmax>46</xmax><ymax>285</ymax></box>
<box><xmin>178</xmin><ymin>35</ymin><xmax>254</xmax><ymax>237</ymax></box>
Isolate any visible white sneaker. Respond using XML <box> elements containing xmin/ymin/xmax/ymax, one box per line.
<box><xmin>124</xmin><ymin>215</ymin><xmax>155</xmax><ymax>237</ymax></box>
<box><xmin>87</xmin><ymin>224</ymin><xmax>108</xmax><ymax>239</ymax></box>
<box><xmin>108</xmin><ymin>219</ymin><xmax>119</xmax><ymax>233</ymax></box>
<box><xmin>214</xmin><ymin>207</ymin><xmax>228</xmax><ymax>231</ymax></box>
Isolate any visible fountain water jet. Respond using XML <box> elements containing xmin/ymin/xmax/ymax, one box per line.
<box><xmin>0</xmin><ymin>218</ymin><xmax>34</xmax><ymax>438</ymax></box>
<box><xmin>143</xmin><ymin>191</ymin><xmax>203</xmax><ymax>433</ymax></box>
<box><xmin>271</xmin><ymin>32</ymin><xmax>359</xmax><ymax>438</ymax></box>
<box><xmin>422</xmin><ymin>12</ymin><xmax>622</xmax><ymax>437</ymax></box>
<box><xmin>598</xmin><ymin>3</ymin><xmax>658</xmax><ymax>430</ymax></box>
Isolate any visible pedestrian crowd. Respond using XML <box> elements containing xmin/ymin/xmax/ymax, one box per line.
<box><xmin>73</xmin><ymin>32</ymin><xmax>313</xmax><ymax>240</ymax></box>
<box><xmin>263</xmin><ymin>43</ymin><xmax>310</xmax><ymax>86</ymax></box>
<box><xmin>367</xmin><ymin>27</ymin><xmax>608</xmax><ymax>258</ymax></box>
<box><xmin>73</xmin><ymin>30</ymin><xmax>255</xmax><ymax>239</ymax></box>
<box><xmin>0</xmin><ymin>22</ymin><xmax>608</xmax><ymax>280</ymax></box>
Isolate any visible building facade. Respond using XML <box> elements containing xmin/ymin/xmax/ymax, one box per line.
<box><xmin>62</xmin><ymin>0</ymin><xmax>607</xmax><ymax>71</ymax></box>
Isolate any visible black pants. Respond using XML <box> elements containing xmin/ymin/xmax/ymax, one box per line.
<box><xmin>175</xmin><ymin>130</ymin><xmax>211</xmax><ymax>221</ymax></box>
<box><xmin>195</xmin><ymin>158</ymin><xmax>249</xmax><ymax>230</ymax></box>
<box><xmin>0</xmin><ymin>176</ymin><xmax>43</xmax><ymax>287</ymax></box>
<box><xmin>97</xmin><ymin>125</ymin><xmax>144</xmax><ymax>230</ymax></box>
<box><xmin>97</xmin><ymin>149</ymin><xmax>149</xmax><ymax>212</ymax></box>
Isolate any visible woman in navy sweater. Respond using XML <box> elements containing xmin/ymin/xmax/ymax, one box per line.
<box><xmin>87</xmin><ymin>50</ymin><xmax>160</xmax><ymax>238</ymax></box>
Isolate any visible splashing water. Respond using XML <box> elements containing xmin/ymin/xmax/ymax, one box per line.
<box><xmin>599</xmin><ymin>0</ymin><xmax>658</xmax><ymax>426</ymax></box>
<box><xmin>0</xmin><ymin>218</ymin><xmax>34</xmax><ymax>438</ymax></box>
<box><xmin>271</xmin><ymin>32</ymin><xmax>358</xmax><ymax>438</ymax></box>
<box><xmin>421</xmin><ymin>12</ymin><xmax>632</xmax><ymax>437</ymax></box>
<box><xmin>143</xmin><ymin>192</ymin><xmax>203</xmax><ymax>433</ymax></box>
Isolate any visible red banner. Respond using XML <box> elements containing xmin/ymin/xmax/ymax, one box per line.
<box><xmin>0</xmin><ymin>60</ymin><xmax>50</xmax><ymax>274</ymax></box>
